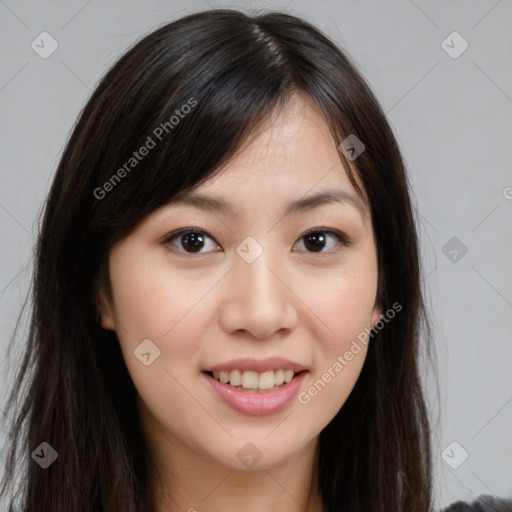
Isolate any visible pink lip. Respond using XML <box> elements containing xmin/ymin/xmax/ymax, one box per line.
<box><xmin>202</xmin><ymin>371</ymin><xmax>307</xmax><ymax>416</ymax></box>
<box><xmin>203</xmin><ymin>357</ymin><xmax>306</xmax><ymax>373</ymax></box>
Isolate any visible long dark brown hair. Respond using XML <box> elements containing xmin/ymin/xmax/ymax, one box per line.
<box><xmin>0</xmin><ymin>8</ymin><xmax>439</xmax><ymax>511</ymax></box>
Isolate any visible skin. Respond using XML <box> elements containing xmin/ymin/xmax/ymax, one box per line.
<box><xmin>99</xmin><ymin>93</ymin><xmax>382</xmax><ymax>512</ymax></box>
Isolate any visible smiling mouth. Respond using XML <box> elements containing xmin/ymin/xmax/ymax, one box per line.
<box><xmin>203</xmin><ymin>369</ymin><xmax>306</xmax><ymax>393</ymax></box>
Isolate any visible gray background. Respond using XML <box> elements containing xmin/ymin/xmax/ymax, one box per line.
<box><xmin>1</xmin><ymin>0</ymin><xmax>511</xmax><ymax>509</ymax></box>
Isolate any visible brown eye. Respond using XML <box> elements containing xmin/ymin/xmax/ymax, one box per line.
<box><xmin>164</xmin><ymin>228</ymin><xmax>220</xmax><ymax>254</ymax></box>
<box><xmin>294</xmin><ymin>229</ymin><xmax>349</xmax><ymax>253</ymax></box>
<box><xmin>162</xmin><ymin>227</ymin><xmax>349</xmax><ymax>256</ymax></box>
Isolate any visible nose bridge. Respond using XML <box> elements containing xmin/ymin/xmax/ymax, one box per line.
<box><xmin>236</xmin><ymin>234</ymin><xmax>283</xmax><ymax>304</ymax></box>
<box><xmin>221</xmin><ymin>234</ymin><xmax>297</xmax><ymax>338</ymax></box>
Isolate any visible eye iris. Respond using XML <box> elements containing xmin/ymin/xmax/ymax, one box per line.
<box><xmin>304</xmin><ymin>232</ymin><xmax>326</xmax><ymax>252</ymax></box>
<box><xmin>181</xmin><ymin>232</ymin><xmax>204</xmax><ymax>252</ymax></box>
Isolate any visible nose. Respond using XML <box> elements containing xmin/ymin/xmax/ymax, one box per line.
<box><xmin>218</xmin><ymin>247</ymin><xmax>299</xmax><ymax>340</ymax></box>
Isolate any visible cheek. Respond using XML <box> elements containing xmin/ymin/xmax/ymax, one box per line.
<box><xmin>108</xmin><ymin>250</ymin><xmax>215</xmax><ymax>432</ymax></box>
<box><xmin>322</xmin><ymin>279</ymin><xmax>376</xmax><ymax>348</ymax></box>
<box><xmin>296</xmin><ymin>253</ymin><xmax>378</xmax><ymax>351</ymax></box>
<box><xmin>109</xmin><ymin>246</ymin><xmax>211</xmax><ymax>340</ymax></box>
<box><xmin>295</xmin><ymin>271</ymin><xmax>375</xmax><ymax>430</ymax></box>
<box><xmin>108</xmin><ymin>245</ymin><xmax>227</xmax><ymax>392</ymax></box>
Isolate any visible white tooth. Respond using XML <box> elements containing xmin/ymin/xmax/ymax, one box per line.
<box><xmin>216</xmin><ymin>369</ymin><xmax>296</xmax><ymax>389</ymax></box>
<box><xmin>274</xmin><ymin>369</ymin><xmax>285</xmax><ymax>386</ymax></box>
<box><xmin>258</xmin><ymin>371</ymin><xmax>275</xmax><ymax>390</ymax></box>
<box><xmin>284</xmin><ymin>370</ymin><xmax>294</xmax><ymax>383</ymax></box>
<box><xmin>230</xmin><ymin>369</ymin><xmax>242</xmax><ymax>386</ymax></box>
<box><xmin>241</xmin><ymin>371</ymin><xmax>259</xmax><ymax>389</ymax></box>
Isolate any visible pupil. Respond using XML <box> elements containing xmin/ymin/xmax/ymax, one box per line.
<box><xmin>182</xmin><ymin>232</ymin><xmax>204</xmax><ymax>252</ymax></box>
<box><xmin>304</xmin><ymin>233</ymin><xmax>325</xmax><ymax>252</ymax></box>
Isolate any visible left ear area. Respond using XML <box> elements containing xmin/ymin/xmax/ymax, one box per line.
<box><xmin>96</xmin><ymin>287</ymin><xmax>115</xmax><ymax>330</ymax></box>
<box><xmin>370</xmin><ymin>306</ymin><xmax>383</xmax><ymax>329</ymax></box>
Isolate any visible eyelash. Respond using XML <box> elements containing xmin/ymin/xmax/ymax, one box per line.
<box><xmin>162</xmin><ymin>227</ymin><xmax>351</xmax><ymax>256</ymax></box>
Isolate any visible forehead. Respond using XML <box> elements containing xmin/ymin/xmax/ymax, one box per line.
<box><xmin>137</xmin><ymin>93</ymin><xmax>371</xmax><ymax>234</ymax></box>
<box><xmin>169</xmin><ymin>94</ymin><xmax>369</xmax><ymax>220</ymax></box>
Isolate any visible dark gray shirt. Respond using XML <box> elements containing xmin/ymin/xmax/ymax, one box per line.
<box><xmin>441</xmin><ymin>494</ymin><xmax>512</xmax><ymax>511</ymax></box>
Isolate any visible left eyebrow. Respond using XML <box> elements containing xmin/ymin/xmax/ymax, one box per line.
<box><xmin>169</xmin><ymin>187</ymin><xmax>368</xmax><ymax>221</ymax></box>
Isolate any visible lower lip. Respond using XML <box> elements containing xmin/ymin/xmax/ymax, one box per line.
<box><xmin>202</xmin><ymin>371</ymin><xmax>307</xmax><ymax>416</ymax></box>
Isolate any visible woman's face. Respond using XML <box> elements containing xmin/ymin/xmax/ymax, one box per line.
<box><xmin>100</xmin><ymin>93</ymin><xmax>382</xmax><ymax>471</ymax></box>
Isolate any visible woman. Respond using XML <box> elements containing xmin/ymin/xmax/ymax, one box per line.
<box><xmin>1</xmin><ymin>8</ymin><xmax>509</xmax><ymax>512</ymax></box>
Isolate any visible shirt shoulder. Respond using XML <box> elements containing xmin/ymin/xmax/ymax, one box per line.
<box><xmin>441</xmin><ymin>494</ymin><xmax>512</xmax><ymax>512</ymax></box>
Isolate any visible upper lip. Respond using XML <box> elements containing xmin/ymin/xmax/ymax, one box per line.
<box><xmin>203</xmin><ymin>357</ymin><xmax>306</xmax><ymax>373</ymax></box>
